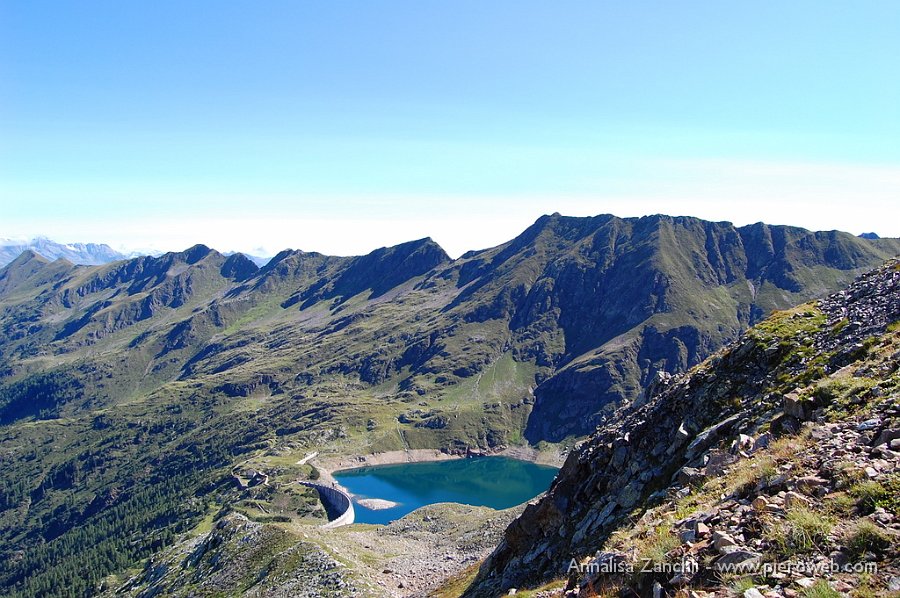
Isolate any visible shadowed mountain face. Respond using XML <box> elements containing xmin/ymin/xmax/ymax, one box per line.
<box><xmin>0</xmin><ymin>215</ymin><xmax>898</xmax><ymax>595</ymax></box>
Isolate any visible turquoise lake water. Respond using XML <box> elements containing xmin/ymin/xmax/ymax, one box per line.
<box><xmin>333</xmin><ymin>456</ymin><xmax>559</xmax><ymax>525</ymax></box>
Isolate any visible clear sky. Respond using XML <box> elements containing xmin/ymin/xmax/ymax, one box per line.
<box><xmin>1</xmin><ymin>1</ymin><xmax>898</xmax><ymax>257</ymax></box>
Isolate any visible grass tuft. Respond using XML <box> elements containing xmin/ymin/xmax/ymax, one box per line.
<box><xmin>801</xmin><ymin>580</ymin><xmax>841</xmax><ymax>598</ymax></box>
<box><xmin>849</xmin><ymin>481</ymin><xmax>887</xmax><ymax>514</ymax></box>
<box><xmin>731</xmin><ymin>576</ymin><xmax>761</xmax><ymax>596</ymax></box>
<box><xmin>637</xmin><ymin>524</ymin><xmax>680</xmax><ymax>566</ymax></box>
<box><xmin>845</xmin><ymin>520</ymin><xmax>891</xmax><ymax>559</ymax></box>
<box><xmin>768</xmin><ymin>507</ymin><xmax>833</xmax><ymax>556</ymax></box>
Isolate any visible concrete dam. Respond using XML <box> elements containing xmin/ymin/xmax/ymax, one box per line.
<box><xmin>299</xmin><ymin>481</ymin><xmax>355</xmax><ymax>528</ymax></box>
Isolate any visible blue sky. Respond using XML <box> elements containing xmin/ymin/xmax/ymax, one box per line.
<box><xmin>1</xmin><ymin>1</ymin><xmax>898</xmax><ymax>257</ymax></box>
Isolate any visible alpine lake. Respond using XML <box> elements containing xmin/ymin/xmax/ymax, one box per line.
<box><xmin>333</xmin><ymin>456</ymin><xmax>559</xmax><ymax>525</ymax></box>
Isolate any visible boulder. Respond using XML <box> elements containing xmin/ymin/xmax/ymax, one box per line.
<box><xmin>668</xmin><ymin>421</ymin><xmax>692</xmax><ymax>454</ymax></box>
<box><xmin>751</xmin><ymin>433</ymin><xmax>772</xmax><ymax>452</ymax></box>
<box><xmin>674</xmin><ymin>466</ymin><xmax>705</xmax><ymax>486</ymax></box>
<box><xmin>873</xmin><ymin>428</ymin><xmax>900</xmax><ymax>447</ymax></box>
<box><xmin>730</xmin><ymin>434</ymin><xmax>754</xmax><ymax>454</ymax></box>
<box><xmin>714</xmin><ymin>550</ymin><xmax>761</xmax><ymax>572</ymax></box>
<box><xmin>704</xmin><ymin>450</ymin><xmax>737</xmax><ymax>476</ymax></box>
<box><xmin>712</xmin><ymin>531</ymin><xmax>737</xmax><ymax>553</ymax></box>
<box><xmin>796</xmin><ymin>476</ymin><xmax>828</xmax><ymax>495</ymax></box>
<box><xmin>783</xmin><ymin>393</ymin><xmax>814</xmax><ymax>420</ymax></box>
<box><xmin>784</xmin><ymin>491</ymin><xmax>811</xmax><ymax>509</ymax></box>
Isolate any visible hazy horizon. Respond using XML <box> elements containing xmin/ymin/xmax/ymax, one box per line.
<box><xmin>0</xmin><ymin>210</ymin><xmax>894</xmax><ymax>261</ymax></box>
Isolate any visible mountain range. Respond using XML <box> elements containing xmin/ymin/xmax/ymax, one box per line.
<box><xmin>0</xmin><ymin>213</ymin><xmax>899</xmax><ymax>596</ymax></box>
<box><xmin>0</xmin><ymin>238</ymin><xmax>273</xmax><ymax>269</ymax></box>
<box><xmin>0</xmin><ymin>238</ymin><xmax>127</xmax><ymax>267</ymax></box>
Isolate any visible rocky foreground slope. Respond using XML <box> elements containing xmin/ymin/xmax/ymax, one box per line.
<box><xmin>465</xmin><ymin>259</ymin><xmax>900</xmax><ymax>596</ymax></box>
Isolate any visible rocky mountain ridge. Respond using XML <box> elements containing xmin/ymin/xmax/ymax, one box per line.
<box><xmin>465</xmin><ymin>259</ymin><xmax>900</xmax><ymax>596</ymax></box>
<box><xmin>3</xmin><ymin>215</ymin><xmax>896</xmax><ymax>441</ymax></box>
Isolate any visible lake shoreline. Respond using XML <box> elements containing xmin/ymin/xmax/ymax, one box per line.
<box><xmin>311</xmin><ymin>446</ymin><xmax>565</xmax><ymax>499</ymax></box>
<box><xmin>328</xmin><ymin>453</ymin><xmax>562</xmax><ymax>525</ymax></box>
<box><xmin>316</xmin><ymin>445</ymin><xmax>565</xmax><ymax>476</ymax></box>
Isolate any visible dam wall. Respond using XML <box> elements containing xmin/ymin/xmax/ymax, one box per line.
<box><xmin>299</xmin><ymin>481</ymin><xmax>355</xmax><ymax>528</ymax></box>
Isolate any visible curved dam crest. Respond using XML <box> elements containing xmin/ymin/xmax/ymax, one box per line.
<box><xmin>299</xmin><ymin>481</ymin><xmax>355</xmax><ymax>528</ymax></box>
